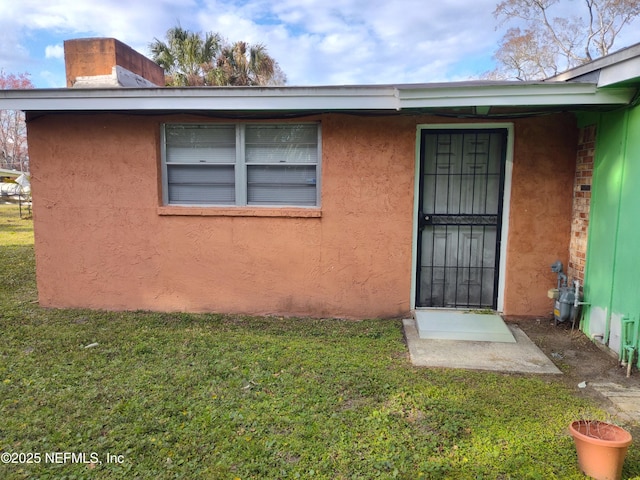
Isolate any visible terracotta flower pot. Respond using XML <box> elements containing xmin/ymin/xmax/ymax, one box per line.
<box><xmin>569</xmin><ymin>420</ymin><xmax>633</xmax><ymax>480</ymax></box>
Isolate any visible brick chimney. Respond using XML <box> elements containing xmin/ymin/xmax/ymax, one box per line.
<box><xmin>64</xmin><ymin>38</ymin><xmax>165</xmax><ymax>87</ymax></box>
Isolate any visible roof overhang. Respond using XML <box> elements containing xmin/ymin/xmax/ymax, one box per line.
<box><xmin>547</xmin><ymin>43</ymin><xmax>640</xmax><ymax>87</ymax></box>
<box><xmin>0</xmin><ymin>81</ymin><xmax>635</xmax><ymax>115</ymax></box>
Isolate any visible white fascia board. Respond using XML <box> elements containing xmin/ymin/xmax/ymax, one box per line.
<box><xmin>597</xmin><ymin>58</ymin><xmax>640</xmax><ymax>87</ymax></box>
<box><xmin>397</xmin><ymin>83</ymin><xmax>634</xmax><ymax>108</ymax></box>
<box><xmin>0</xmin><ymin>86</ymin><xmax>400</xmax><ymax>111</ymax></box>
<box><xmin>0</xmin><ymin>82</ymin><xmax>633</xmax><ymax>112</ymax></box>
<box><xmin>548</xmin><ymin>43</ymin><xmax>640</xmax><ymax>84</ymax></box>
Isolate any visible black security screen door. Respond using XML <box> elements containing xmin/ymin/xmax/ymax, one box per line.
<box><xmin>416</xmin><ymin>129</ymin><xmax>507</xmax><ymax>309</ymax></box>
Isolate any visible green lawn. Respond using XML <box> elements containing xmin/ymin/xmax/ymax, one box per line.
<box><xmin>0</xmin><ymin>204</ymin><xmax>636</xmax><ymax>479</ymax></box>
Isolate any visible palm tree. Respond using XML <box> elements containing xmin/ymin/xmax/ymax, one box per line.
<box><xmin>149</xmin><ymin>26</ymin><xmax>222</xmax><ymax>86</ymax></box>
<box><xmin>149</xmin><ymin>25</ymin><xmax>287</xmax><ymax>87</ymax></box>
<box><xmin>150</xmin><ymin>26</ymin><xmax>286</xmax><ymax>86</ymax></box>
<box><xmin>216</xmin><ymin>41</ymin><xmax>286</xmax><ymax>86</ymax></box>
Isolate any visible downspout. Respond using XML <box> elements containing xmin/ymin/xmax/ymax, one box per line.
<box><xmin>604</xmin><ymin>108</ymin><xmax>630</xmax><ymax>346</ymax></box>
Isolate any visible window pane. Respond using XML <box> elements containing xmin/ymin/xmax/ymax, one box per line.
<box><xmin>245</xmin><ymin>124</ymin><xmax>318</xmax><ymax>164</ymax></box>
<box><xmin>166</xmin><ymin>125</ymin><xmax>236</xmax><ymax>164</ymax></box>
<box><xmin>247</xmin><ymin>165</ymin><xmax>317</xmax><ymax>205</ymax></box>
<box><xmin>163</xmin><ymin>123</ymin><xmax>321</xmax><ymax>207</ymax></box>
<box><xmin>167</xmin><ymin>165</ymin><xmax>235</xmax><ymax>204</ymax></box>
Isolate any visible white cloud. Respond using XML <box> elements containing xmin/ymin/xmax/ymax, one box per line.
<box><xmin>1</xmin><ymin>0</ymin><xmax>503</xmax><ymax>84</ymax></box>
<box><xmin>7</xmin><ymin>0</ymin><xmax>197</xmax><ymax>47</ymax></box>
<box><xmin>5</xmin><ymin>0</ymin><xmax>638</xmax><ymax>87</ymax></box>
<box><xmin>0</xmin><ymin>0</ymin><xmax>504</xmax><ymax>85</ymax></box>
<box><xmin>192</xmin><ymin>0</ymin><xmax>504</xmax><ymax>85</ymax></box>
<box><xmin>45</xmin><ymin>44</ymin><xmax>64</xmax><ymax>59</ymax></box>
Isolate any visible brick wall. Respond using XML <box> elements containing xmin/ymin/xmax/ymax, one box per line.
<box><xmin>64</xmin><ymin>38</ymin><xmax>165</xmax><ymax>87</ymax></box>
<box><xmin>568</xmin><ymin>124</ymin><xmax>596</xmax><ymax>283</ymax></box>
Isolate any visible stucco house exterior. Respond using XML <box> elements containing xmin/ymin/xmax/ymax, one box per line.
<box><xmin>1</xmin><ymin>39</ymin><xmax>639</xmax><ymax>357</ymax></box>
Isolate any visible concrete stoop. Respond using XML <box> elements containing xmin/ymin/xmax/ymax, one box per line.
<box><xmin>403</xmin><ymin>318</ymin><xmax>561</xmax><ymax>374</ymax></box>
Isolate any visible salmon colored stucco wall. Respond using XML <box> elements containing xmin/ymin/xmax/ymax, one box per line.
<box><xmin>503</xmin><ymin>114</ymin><xmax>577</xmax><ymax>315</ymax></box>
<box><xmin>27</xmin><ymin>112</ymin><xmax>576</xmax><ymax>319</ymax></box>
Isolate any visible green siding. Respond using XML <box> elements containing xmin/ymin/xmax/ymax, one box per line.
<box><xmin>582</xmin><ymin>105</ymin><xmax>640</xmax><ymax>354</ymax></box>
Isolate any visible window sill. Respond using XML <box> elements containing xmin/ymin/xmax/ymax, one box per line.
<box><xmin>157</xmin><ymin>206</ymin><xmax>322</xmax><ymax>218</ymax></box>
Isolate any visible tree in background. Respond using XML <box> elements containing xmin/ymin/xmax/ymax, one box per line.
<box><xmin>488</xmin><ymin>0</ymin><xmax>640</xmax><ymax>80</ymax></box>
<box><xmin>216</xmin><ymin>41</ymin><xmax>287</xmax><ymax>86</ymax></box>
<box><xmin>0</xmin><ymin>71</ymin><xmax>33</xmax><ymax>172</ymax></box>
<box><xmin>149</xmin><ymin>26</ymin><xmax>222</xmax><ymax>86</ymax></box>
<box><xmin>149</xmin><ymin>26</ymin><xmax>286</xmax><ymax>86</ymax></box>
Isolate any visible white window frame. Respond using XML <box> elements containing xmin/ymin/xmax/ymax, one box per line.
<box><xmin>161</xmin><ymin>122</ymin><xmax>321</xmax><ymax>207</ymax></box>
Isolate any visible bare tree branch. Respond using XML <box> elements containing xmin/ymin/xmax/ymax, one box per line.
<box><xmin>489</xmin><ymin>0</ymin><xmax>640</xmax><ymax>80</ymax></box>
<box><xmin>0</xmin><ymin>71</ymin><xmax>33</xmax><ymax>172</ymax></box>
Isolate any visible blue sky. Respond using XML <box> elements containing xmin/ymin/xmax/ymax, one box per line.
<box><xmin>1</xmin><ymin>0</ymin><xmax>639</xmax><ymax>88</ymax></box>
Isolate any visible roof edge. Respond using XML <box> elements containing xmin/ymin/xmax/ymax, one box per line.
<box><xmin>547</xmin><ymin>42</ymin><xmax>640</xmax><ymax>86</ymax></box>
<box><xmin>0</xmin><ymin>82</ymin><xmax>634</xmax><ymax>112</ymax></box>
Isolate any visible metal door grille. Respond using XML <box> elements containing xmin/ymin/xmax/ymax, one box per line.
<box><xmin>417</xmin><ymin>129</ymin><xmax>506</xmax><ymax>308</ymax></box>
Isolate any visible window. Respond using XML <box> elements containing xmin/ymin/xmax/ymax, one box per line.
<box><xmin>162</xmin><ymin>123</ymin><xmax>320</xmax><ymax>207</ymax></box>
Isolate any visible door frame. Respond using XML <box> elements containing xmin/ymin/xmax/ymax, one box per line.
<box><xmin>411</xmin><ymin>123</ymin><xmax>514</xmax><ymax>312</ymax></box>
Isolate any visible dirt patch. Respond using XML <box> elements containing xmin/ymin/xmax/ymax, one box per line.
<box><xmin>505</xmin><ymin>316</ymin><xmax>640</xmax><ymax>431</ymax></box>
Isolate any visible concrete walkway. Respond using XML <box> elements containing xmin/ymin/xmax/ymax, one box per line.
<box><xmin>590</xmin><ymin>382</ymin><xmax>640</xmax><ymax>423</ymax></box>
<box><xmin>404</xmin><ymin>318</ymin><xmax>640</xmax><ymax>423</ymax></box>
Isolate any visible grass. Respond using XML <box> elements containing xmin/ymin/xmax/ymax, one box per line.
<box><xmin>1</xmin><ymin>204</ymin><xmax>638</xmax><ymax>479</ymax></box>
